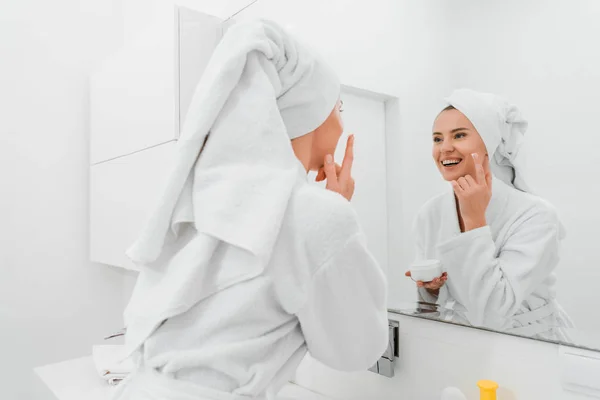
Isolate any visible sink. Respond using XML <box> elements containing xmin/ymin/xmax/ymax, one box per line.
<box><xmin>35</xmin><ymin>356</ymin><xmax>332</xmax><ymax>400</ymax></box>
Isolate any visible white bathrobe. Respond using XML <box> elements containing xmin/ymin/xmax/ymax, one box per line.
<box><xmin>113</xmin><ymin>19</ymin><xmax>389</xmax><ymax>400</ymax></box>
<box><xmin>113</xmin><ymin>160</ymin><xmax>389</xmax><ymax>400</ymax></box>
<box><xmin>414</xmin><ymin>177</ymin><xmax>572</xmax><ymax>341</ymax></box>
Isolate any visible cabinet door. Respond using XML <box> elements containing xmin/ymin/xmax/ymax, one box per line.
<box><xmin>90</xmin><ymin>7</ymin><xmax>222</xmax><ymax>164</ymax></box>
<box><xmin>90</xmin><ymin>142</ymin><xmax>176</xmax><ymax>270</ymax></box>
<box><xmin>90</xmin><ymin>12</ymin><xmax>178</xmax><ymax>165</ymax></box>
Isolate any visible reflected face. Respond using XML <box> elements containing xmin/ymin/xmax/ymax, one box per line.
<box><xmin>432</xmin><ymin>108</ymin><xmax>488</xmax><ymax>181</ymax></box>
<box><xmin>310</xmin><ymin>99</ymin><xmax>344</xmax><ymax>170</ymax></box>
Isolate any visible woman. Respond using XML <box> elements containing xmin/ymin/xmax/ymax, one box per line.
<box><xmin>406</xmin><ymin>88</ymin><xmax>572</xmax><ymax>341</ymax></box>
<box><xmin>113</xmin><ymin>20</ymin><xmax>389</xmax><ymax>400</ymax></box>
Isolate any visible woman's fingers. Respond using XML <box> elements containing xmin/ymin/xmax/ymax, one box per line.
<box><xmin>339</xmin><ymin>135</ymin><xmax>354</xmax><ymax>181</ymax></box>
<box><xmin>423</xmin><ymin>274</ymin><xmax>447</xmax><ymax>290</ymax></box>
<box><xmin>472</xmin><ymin>153</ymin><xmax>486</xmax><ymax>185</ymax></box>
<box><xmin>316</xmin><ymin>168</ymin><xmax>325</xmax><ymax>182</ymax></box>
<box><xmin>323</xmin><ymin>154</ymin><xmax>340</xmax><ymax>190</ymax></box>
<box><xmin>485</xmin><ymin>170</ymin><xmax>493</xmax><ymax>188</ymax></box>
<box><xmin>451</xmin><ymin>180</ymin><xmax>461</xmax><ymax>193</ymax></box>
<box><xmin>316</xmin><ymin>163</ymin><xmax>341</xmax><ymax>182</ymax></box>
<box><xmin>464</xmin><ymin>175</ymin><xmax>477</xmax><ymax>187</ymax></box>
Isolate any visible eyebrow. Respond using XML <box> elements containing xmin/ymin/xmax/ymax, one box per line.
<box><xmin>432</xmin><ymin>127</ymin><xmax>469</xmax><ymax>135</ymax></box>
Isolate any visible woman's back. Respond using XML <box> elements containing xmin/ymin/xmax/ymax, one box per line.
<box><xmin>119</xmin><ymin>163</ymin><xmax>389</xmax><ymax>399</ymax></box>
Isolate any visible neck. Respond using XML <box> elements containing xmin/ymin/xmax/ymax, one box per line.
<box><xmin>290</xmin><ymin>133</ymin><xmax>313</xmax><ymax>173</ymax></box>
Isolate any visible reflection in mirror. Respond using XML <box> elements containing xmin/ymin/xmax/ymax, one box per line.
<box><xmin>388</xmin><ymin>2</ymin><xmax>600</xmax><ymax>350</ymax></box>
<box><xmin>405</xmin><ymin>88</ymin><xmax>572</xmax><ymax>342</ymax></box>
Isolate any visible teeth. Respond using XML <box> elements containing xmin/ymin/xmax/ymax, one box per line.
<box><xmin>442</xmin><ymin>159</ymin><xmax>461</xmax><ymax>166</ymax></box>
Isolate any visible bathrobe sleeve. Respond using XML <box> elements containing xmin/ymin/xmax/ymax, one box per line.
<box><xmin>437</xmin><ymin>204</ymin><xmax>561</xmax><ymax>329</ymax></box>
<box><xmin>296</xmin><ymin>199</ymin><xmax>389</xmax><ymax>372</ymax></box>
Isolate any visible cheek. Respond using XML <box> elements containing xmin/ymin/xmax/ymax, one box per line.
<box><xmin>326</xmin><ymin>128</ymin><xmax>343</xmax><ymax>150</ymax></box>
<box><xmin>478</xmin><ymin>142</ymin><xmax>488</xmax><ymax>155</ymax></box>
<box><xmin>467</xmin><ymin>136</ymin><xmax>487</xmax><ymax>154</ymax></box>
<box><xmin>455</xmin><ymin>140</ymin><xmax>475</xmax><ymax>155</ymax></box>
<box><xmin>334</xmin><ymin>130</ymin><xmax>343</xmax><ymax>145</ymax></box>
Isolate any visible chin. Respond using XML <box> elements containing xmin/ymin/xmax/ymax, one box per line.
<box><xmin>440</xmin><ymin>170</ymin><xmax>462</xmax><ymax>182</ymax></box>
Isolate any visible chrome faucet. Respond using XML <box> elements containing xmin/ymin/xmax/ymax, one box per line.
<box><xmin>368</xmin><ymin>320</ymin><xmax>399</xmax><ymax>377</ymax></box>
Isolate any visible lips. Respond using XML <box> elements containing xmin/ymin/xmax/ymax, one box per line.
<box><xmin>441</xmin><ymin>158</ymin><xmax>462</xmax><ymax>167</ymax></box>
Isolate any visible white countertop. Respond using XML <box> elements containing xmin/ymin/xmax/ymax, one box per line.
<box><xmin>34</xmin><ymin>355</ymin><xmax>333</xmax><ymax>400</ymax></box>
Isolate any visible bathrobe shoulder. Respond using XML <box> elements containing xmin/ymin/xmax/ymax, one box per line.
<box><xmin>279</xmin><ymin>183</ymin><xmax>389</xmax><ymax>371</ymax></box>
<box><xmin>413</xmin><ymin>178</ymin><xmax>562</xmax><ymax>329</ymax></box>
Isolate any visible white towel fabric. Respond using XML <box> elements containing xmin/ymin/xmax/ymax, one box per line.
<box><xmin>126</xmin><ymin>18</ymin><xmax>340</xmax><ymax>266</ymax></box>
<box><xmin>122</xmin><ymin>18</ymin><xmax>340</xmax><ymax>355</ymax></box>
<box><xmin>92</xmin><ymin>345</ymin><xmax>134</xmax><ymax>385</ymax></box>
<box><xmin>113</xmin><ymin>164</ymin><xmax>389</xmax><ymax>399</ymax></box>
<box><xmin>445</xmin><ymin>88</ymin><xmax>531</xmax><ymax>193</ymax></box>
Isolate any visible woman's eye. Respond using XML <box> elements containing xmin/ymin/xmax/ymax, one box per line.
<box><xmin>455</xmin><ymin>133</ymin><xmax>466</xmax><ymax>139</ymax></box>
<box><xmin>433</xmin><ymin>137</ymin><xmax>442</xmax><ymax>143</ymax></box>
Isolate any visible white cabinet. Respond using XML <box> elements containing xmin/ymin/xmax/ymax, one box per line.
<box><xmin>90</xmin><ymin>142</ymin><xmax>176</xmax><ymax>270</ymax></box>
<box><xmin>89</xmin><ymin>6</ymin><xmax>223</xmax><ymax>269</ymax></box>
<box><xmin>90</xmin><ymin>6</ymin><xmax>222</xmax><ymax>165</ymax></box>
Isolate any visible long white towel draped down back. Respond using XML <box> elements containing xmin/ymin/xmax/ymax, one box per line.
<box><xmin>114</xmin><ymin>19</ymin><xmax>389</xmax><ymax>400</ymax></box>
<box><xmin>414</xmin><ymin>88</ymin><xmax>573</xmax><ymax>341</ymax></box>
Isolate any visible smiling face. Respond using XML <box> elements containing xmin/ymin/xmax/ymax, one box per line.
<box><xmin>432</xmin><ymin>106</ymin><xmax>489</xmax><ymax>181</ymax></box>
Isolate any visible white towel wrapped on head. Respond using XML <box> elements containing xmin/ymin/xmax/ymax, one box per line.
<box><xmin>445</xmin><ymin>88</ymin><xmax>531</xmax><ymax>193</ymax></box>
<box><xmin>126</xmin><ymin>18</ymin><xmax>340</xmax><ymax>266</ymax></box>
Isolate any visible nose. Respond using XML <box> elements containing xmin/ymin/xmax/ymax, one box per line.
<box><xmin>440</xmin><ymin>138</ymin><xmax>454</xmax><ymax>153</ymax></box>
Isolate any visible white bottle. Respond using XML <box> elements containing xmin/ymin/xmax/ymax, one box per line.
<box><xmin>441</xmin><ymin>387</ymin><xmax>468</xmax><ymax>400</ymax></box>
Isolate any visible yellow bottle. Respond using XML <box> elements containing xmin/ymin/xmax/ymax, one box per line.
<box><xmin>477</xmin><ymin>380</ymin><xmax>499</xmax><ymax>400</ymax></box>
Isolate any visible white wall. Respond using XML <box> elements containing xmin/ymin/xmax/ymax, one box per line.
<box><xmin>0</xmin><ymin>1</ymin><xmax>131</xmax><ymax>399</ymax></box>
<box><xmin>437</xmin><ymin>0</ymin><xmax>600</xmax><ymax>335</ymax></box>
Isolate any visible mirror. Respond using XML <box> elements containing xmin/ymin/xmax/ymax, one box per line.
<box><xmin>385</xmin><ymin>0</ymin><xmax>600</xmax><ymax>351</ymax></box>
<box><xmin>229</xmin><ymin>0</ymin><xmax>600</xmax><ymax>351</ymax></box>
